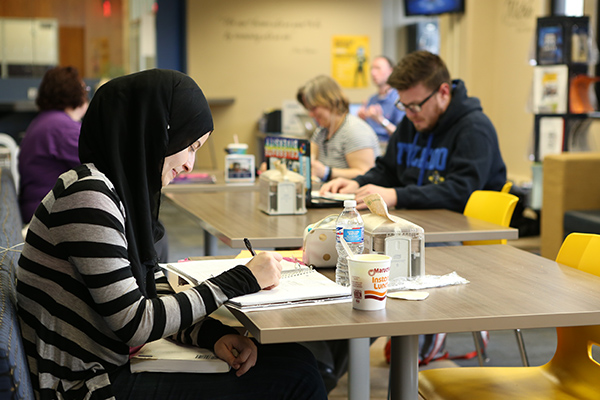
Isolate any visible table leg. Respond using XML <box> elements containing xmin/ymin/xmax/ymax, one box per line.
<box><xmin>204</xmin><ymin>231</ymin><xmax>218</xmax><ymax>256</ymax></box>
<box><xmin>348</xmin><ymin>337</ymin><xmax>370</xmax><ymax>400</ymax></box>
<box><xmin>389</xmin><ymin>335</ymin><xmax>419</xmax><ymax>400</ymax></box>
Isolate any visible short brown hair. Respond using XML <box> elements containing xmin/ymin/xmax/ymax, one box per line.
<box><xmin>387</xmin><ymin>51</ymin><xmax>450</xmax><ymax>92</ymax></box>
<box><xmin>297</xmin><ymin>75</ymin><xmax>349</xmax><ymax>115</ymax></box>
<box><xmin>36</xmin><ymin>66</ymin><xmax>87</xmax><ymax>111</ymax></box>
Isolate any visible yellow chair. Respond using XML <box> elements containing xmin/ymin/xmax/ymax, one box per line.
<box><xmin>418</xmin><ymin>233</ymin><xmax>600</xmax><ymax>400</ymax></box>
<box><xmin>462</xmin><ymin>190</ymin><xmax>521</xmax><ymax>366</ymax></box>
<box><xmin>462</xmin><ymin>190</ymin><xmax>518</xmax><ymax>246</ymax></box>
<box><xmin>501</xmin><ymin>181</ymin><xmax>513</xmax><ymax>193</ymax></box>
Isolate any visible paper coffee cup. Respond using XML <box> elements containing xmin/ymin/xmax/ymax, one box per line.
<box><xmin>225</xmin><ymin>143</ymin><xmax>248</xmax><ymax>154</ymax></box>
<box><xmin>348</xmin><ymin>254</ymin><xmax>391</xmax><ymax>311</ymax></box>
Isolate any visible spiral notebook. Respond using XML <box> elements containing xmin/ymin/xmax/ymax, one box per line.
<box><xmin>161</xmin><ymin>258</ymin><xmax>351</xmax><ymax>311</ymax></box>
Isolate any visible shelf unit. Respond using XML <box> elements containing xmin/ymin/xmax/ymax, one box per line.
<box><xmin>533</xmin><ymin>16</ymin><xmax>596</xmax><ymax>162</ymax></box>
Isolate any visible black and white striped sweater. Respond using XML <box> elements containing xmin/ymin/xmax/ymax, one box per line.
<box><xmin>17</xmin><ymin>164</ymin><xmax>259</xmax><ymax>399</ymax></box>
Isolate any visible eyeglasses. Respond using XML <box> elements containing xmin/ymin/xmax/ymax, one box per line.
<box><xmin>395</xmin><ymin>85</ymin><xmax>440</xmax><ymax>113</ymax></box>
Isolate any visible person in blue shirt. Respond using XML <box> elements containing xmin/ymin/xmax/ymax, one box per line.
<box><xmin>357</xmin><ymin>55</ymin><xmax>405</xmax><ymax>144</ymax></box>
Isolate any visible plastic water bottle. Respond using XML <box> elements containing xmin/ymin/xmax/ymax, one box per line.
<box><xmin>335</xmin><ymin>200</ymin><xmax>364</xmax><ymax>286</ymax></box>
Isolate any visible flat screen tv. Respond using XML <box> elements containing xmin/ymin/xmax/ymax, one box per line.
<box><xmin>404</xmin><ymin>0</ymin><xmax>465</xmax><ymax>17</ymax></box>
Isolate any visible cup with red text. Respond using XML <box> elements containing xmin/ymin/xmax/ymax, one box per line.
<box><xmin>348</xmin><ymin>254</ymin><xmax>391</xmax><ymax>311</ymax></box>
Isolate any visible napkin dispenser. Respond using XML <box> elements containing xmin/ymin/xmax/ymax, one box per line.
<box><xmin>302</xmin><ymin>214</ymin><xmax>338</xmax><ymax>267</ymax></box>
<box><xmin>258</xmin><ymin>166</ymin><xmax>307</xmax><ymax>215</ymax></box>
<box><xmin>363</xmin><ymin>213</ymin><xmax>425</xmax><ymax>279</ymax></box>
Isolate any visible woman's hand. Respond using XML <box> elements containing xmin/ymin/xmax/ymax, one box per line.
<box><xmin>245</xmin><ymin>251</ymin><xmax>283</xmax><ymax>290</ymax></box>
<box><xmin>357</xmin><ymin>102</ymin><xmax>369</xmax><ymax>120</ymax></box>
<box><xmin>311</xmin><ymin>159</ymin><xmax>327</xmax><ymax>180</ymax></box>
<box><xmin>214</xmin><ymin>334</ymin><xmax>257</xmax><ymax>377</ymax></box>
<box><xmin>366</xmin><ymin>104</ymin><xmax>384</xmax><ymax>121</ymax></box>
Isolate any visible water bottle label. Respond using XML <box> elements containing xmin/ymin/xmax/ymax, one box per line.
<box><xmin>337</xmin><ymin>227</ymin><xmax>364</xmax><ymax>244</ymax></box>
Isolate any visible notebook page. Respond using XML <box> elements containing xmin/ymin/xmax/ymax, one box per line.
<box><xmin>226</xmin><ymin>269</ymin><xmax>350</xmax><ymax>308</ymax></box>
<box><xmin>161</xmin><ymin>258</ymin><xmax>306</xmax><ymax>286</ymax></box>
<box><xmin>161</xmin><ymin>259</ymin><xmax>349</xmax><ymax>310</ymax></box>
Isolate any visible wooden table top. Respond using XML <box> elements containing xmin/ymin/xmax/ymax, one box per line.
<box><xmin>226</xmin><ymin>245</ymin><xmax>600</xmax><ymax>343</ymax></box>
<box><xmin>165</xmin><ymin>190</ymin><xmax>518</xmax><ymax>248</ymax></box>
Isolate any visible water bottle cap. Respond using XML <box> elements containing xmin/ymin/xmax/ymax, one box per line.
<box><xmin>344</xmin><ymin>200</ymin><xmax>357</xmax><ymax>208</ymax></box>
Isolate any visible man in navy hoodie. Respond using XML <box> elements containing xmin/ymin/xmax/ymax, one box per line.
<box><xmin>322</xmin><ymin>50</ymin><xmax>506</xmax><ymax>212</ymax></box>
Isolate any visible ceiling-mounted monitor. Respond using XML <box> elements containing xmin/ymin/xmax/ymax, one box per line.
<box><xmin>404</xmin><ymin>0</ymin><xmax>465</xmax><ymax>17</ymax></box>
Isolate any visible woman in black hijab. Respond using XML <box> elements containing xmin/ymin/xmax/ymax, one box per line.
<box><xmin>17</xmin><ymin>69</ymin><xmax>326</xmax><ymax>399</ymax></box>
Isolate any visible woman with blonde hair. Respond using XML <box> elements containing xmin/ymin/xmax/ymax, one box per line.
<box><xmin>297</xmin><ymin>75</ymin><xmax>380</xmax><ymax>183</ymax></box>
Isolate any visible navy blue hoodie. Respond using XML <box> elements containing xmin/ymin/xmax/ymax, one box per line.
<box><xmin>354</xmin><ymin>79</ymin><xmax>506</xmax><ymax>212</ymax></box>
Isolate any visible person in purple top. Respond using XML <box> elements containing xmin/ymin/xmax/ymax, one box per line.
<box><xmin>18</xmin><ymin>66</ymin><xmax>89</xmax><ymax>223</ymax></box>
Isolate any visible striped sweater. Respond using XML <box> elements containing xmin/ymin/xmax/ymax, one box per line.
<box><xmin>17</xmin><ymin>164</ymin><xmax>259</xmax><ymax>399</ymax></box>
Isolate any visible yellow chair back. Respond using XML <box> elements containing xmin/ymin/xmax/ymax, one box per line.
<box><xmin>556</xmin><ymin>232</ymin><xmax>600</xmax><ymax>275</ymax></box>
<box><xmin>541</xmin><ymin>233</ymin><xmax>600</xmax><ymax>399</ymax></box>
<box><xmin>463</xmin><ymin>190</ymin><xmax>518</xmax><ymax>245</ymax></box>
<box><xmin>548</xmin><ymin>233</ymin><xmax>600</xmax><ymax>391</ymax></box>
<box><xmin>501</xmin><ymin>181</ymin><xmax>513</xmax><ymax>193</ymax></box>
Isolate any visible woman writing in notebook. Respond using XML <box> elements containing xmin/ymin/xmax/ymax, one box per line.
<box><xmin>297</xmin><ymin>75</ymin><xmax>381</xmax><ymax>183</ymax></box>
<box><xmin>17</xmin><ymin>69</ymin><xmax>327</xmax><ymax>399</ymax></box>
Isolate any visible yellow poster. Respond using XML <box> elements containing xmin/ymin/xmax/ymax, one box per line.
<box><xmin>331</xmin><ymin>35</ymin><xmax>370</xmax><ymax>88</ymax></box>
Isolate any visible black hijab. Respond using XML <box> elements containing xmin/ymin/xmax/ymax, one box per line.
<box><xmin>79</xmin><ymin>69</ymin><xmax>213</xmax><ymax>297</ymax></box>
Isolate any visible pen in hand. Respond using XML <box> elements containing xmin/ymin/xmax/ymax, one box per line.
<box><xmin>244</xmin><ymin>238</ymin><xmax>256</xmax><ymax>256</ymax></box>
<box><xmin>244</xmin><ymin>237</ymin><xmax>278</xmax><ymax>291</ymax></box>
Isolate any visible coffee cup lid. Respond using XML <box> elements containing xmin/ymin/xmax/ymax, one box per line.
<box><xmin>227</xmin><ymin>143</ymin><xmax>248</xmax><ymax>149</ymax></box>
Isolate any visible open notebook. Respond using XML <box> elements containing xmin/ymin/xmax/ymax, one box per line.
<box><xmin>161</xmin><ymin>258</ymin><xmax>350</xmax><ymax>311</ymax></box>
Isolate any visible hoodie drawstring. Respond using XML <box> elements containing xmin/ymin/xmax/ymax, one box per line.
<box><xmin>417</xmin><ymin>133</ymin><xmax>434</xmax><ymax>186</ymax></box>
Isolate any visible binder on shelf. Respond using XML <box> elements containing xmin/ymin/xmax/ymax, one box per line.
<box><xmin>161</xmin><ymin>258</ymin><xmax>351</xmax><ymax>311</ymax></box>
<box><xmin>569</xmin><ymin>74</ymin><xmax>600</xmax><ymax>114</ymax></box>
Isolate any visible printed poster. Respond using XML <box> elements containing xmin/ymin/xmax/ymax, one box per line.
<box><xmin>264</xmin><ymin>136</ymin><xmax>311</xmax><ymax>192</ymax></box>
<box><xmin>532</xmin><ymin>65</ymin><xmax>568</xmax><ymax>114</ymax></box>
<box><xmin>537</xmin><ymin>116</ymin><xmax>564</xmax><ymax>161</ymax></box>
<box><xmin>331</xmin><ymin>35</ymin><xmax>370</xmax><ymax>88</ymax></box>
<box><xmin>537</xmin><ymin>25</ymin><xmax>564</xmax><ymax>65</ymax></box>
